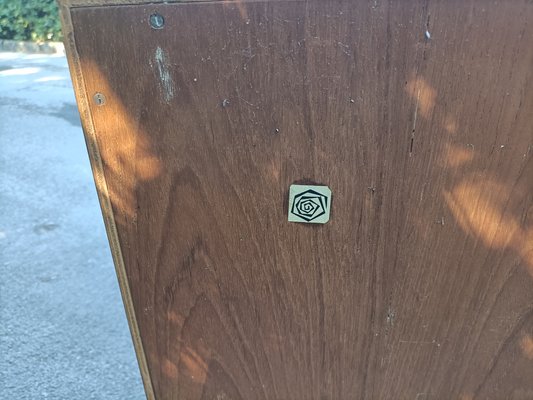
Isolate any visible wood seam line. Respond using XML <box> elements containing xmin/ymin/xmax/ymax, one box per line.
<box><xmin>61</xmin><ymin>0</ymin><xmax>303</xmax><ymax>9</ymax></box>
<box><xmin>58</xmin><ymin>4</ymin><xmax>156</xmax><ymax>399</ymax></box>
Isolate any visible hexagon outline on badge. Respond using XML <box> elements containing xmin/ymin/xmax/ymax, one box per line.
<box><xmin>288</xmin><ymin>184</ymin><xmax>332</xmax><ymax>224</ymax></box>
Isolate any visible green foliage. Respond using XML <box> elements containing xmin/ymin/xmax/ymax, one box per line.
<box><xmin>0</xmin><ymin>0</ymin><xmax>62</xmax><ymax>42</ymax></box>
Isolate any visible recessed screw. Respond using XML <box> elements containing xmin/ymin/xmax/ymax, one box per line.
<box><xmin>274</xmin><ymin>128</ymin><xmax>280</xmax><ymax>134</ymax></box>
<box><xmin>149</xmin><ymin>13</ymin><xmax>165</xmax><ymax>29</ymax></box>
<box><xmin>222</xmin><ymin>99</ymin><xmax>230</xmax><ymax>107</ymax></box>
<box><xmin>93</xmin><ymin>92</ymin><xmax>106</xmax><ymax>106</ymax></box>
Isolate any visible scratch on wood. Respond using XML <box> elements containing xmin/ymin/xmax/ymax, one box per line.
<box><xmin>410</xmin><ymin>88</ymin><xmax>420</xmax><ymax>155</ymax></box>
<box><xmin>386</xmin><ymin>307</ymin><xmax>396</xmax><ymax>325</ymax></box>
<box><xmin>153</xmin><ymin>46</ymin><xmax>174</xmax><ymax>102</ymax></box>
<box><xmin>400</xmin><ymin>339</ymin><xmax>441</xmax><ymax>347</ymax></box>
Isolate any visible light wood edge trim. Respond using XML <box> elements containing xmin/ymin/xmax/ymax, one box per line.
<box><xmin>58</xmin><ymin>4</ymin><xmax>156</xmax><ymax>400</ymax></box>
<box><xmin>58</xmin><ymin>0</ymin><xmax>303</xmax><ymax>8</ymax></box>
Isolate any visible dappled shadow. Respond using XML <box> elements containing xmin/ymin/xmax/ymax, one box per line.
<box><xmin>444</xmin><ymin>177</ymin><xmax>533</xmax><ymax>276</ymax></box>
<box><xmin>49</xmin><ymin>103</ymin><xmax>82</xmax><ymax>126</ymax></box>
<box><xmin>398</xmin><ymin>14</ymin><xmax>533</xmax><ymax>396</ymax></box>
<box><xmin>520</xmin><ymin>334</ymin><xmax>533</xmax><ymax>360</ymax></box>
<box><xmin>404</xmin><ymin>66</ymin><xmax>533</xmax><ymax>281</ymax></box>
<box><xmin>80</xmin><ymin>59</ymin><xmax>163</xmax><ymax>224</ymax></box>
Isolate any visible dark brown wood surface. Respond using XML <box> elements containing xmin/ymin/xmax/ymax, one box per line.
<box><xmin>62</xmin><ymin>0</ymin><xmax>533</xmax><ymax>399</ymax></box>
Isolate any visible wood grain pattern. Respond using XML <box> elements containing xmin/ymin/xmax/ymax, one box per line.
<box><xmin>57</xmin><ymin>2</ymin><xmax>156</xmax><ymax>398</ymax></box>
<box><xmin>62</xmin><ymin>0</ymin><xmax>533</xmax><ymax>399</ymax></box>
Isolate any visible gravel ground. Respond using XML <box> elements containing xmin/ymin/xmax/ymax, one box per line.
<box><xmin>0</xmin><ymin>52</ymin><xmax>145</xmax><ymax>399</ymax></box>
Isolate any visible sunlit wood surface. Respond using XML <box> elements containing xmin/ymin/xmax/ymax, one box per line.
<box><xmin>61</xmin><ymin>1</ymin><xmax>533</xmax><ymax>398</ymax></box>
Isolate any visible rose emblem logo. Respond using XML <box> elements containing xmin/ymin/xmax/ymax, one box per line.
<box><xmin>288</xmin><ymin>185</ymin><xmax>332</xmax><ymax>224</ymax></box>
<box><xmin>292</xmin><ymin>190</ymin><xmax>327</xmax><ymax>221</ymax></box>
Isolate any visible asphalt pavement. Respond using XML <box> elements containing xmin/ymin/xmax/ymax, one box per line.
<box><xmin>0</xmin><ymin>52</ymin><xmax>145</xmax><ymax>399</ymax></box>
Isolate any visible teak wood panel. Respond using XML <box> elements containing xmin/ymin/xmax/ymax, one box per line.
<box><xmin>60</xmin><ymin>1</ymin><xmax>533</xmax><ymax>399</ymax></box>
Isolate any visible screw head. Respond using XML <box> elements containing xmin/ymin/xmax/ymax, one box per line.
<box><xmin>149</xmin><ymin>13</ymin><xmax>165</xmax><ymax>29</ymax></box>
<box><xmin>93</xmin><ymin>92</ymin><xmax>106</xmax><ymax>106</ymax></box>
